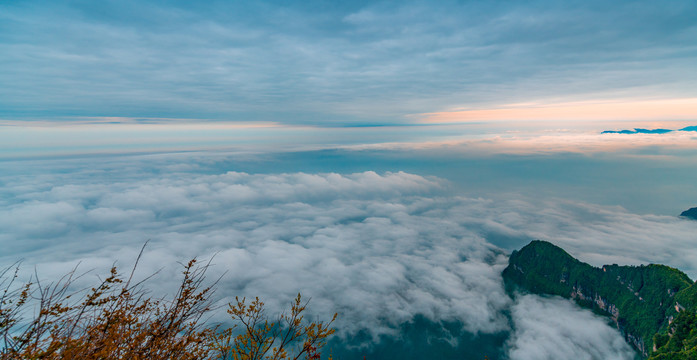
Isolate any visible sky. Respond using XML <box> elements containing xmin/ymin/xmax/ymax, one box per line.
<box><xmin>2</xmin><ymin>1</ymin><xmax>697</xmax><ymax>359</ymax></box>
<box><xmin>1</xmin><ymin>0</ymin><xmax>696</xmax><ymax>125</ymax></box>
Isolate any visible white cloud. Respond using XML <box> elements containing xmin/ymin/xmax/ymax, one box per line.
<box><xmin>449</xmin><ymin>198</ymin><xmax>697</xmax><ymax>277</ymax></box>
<box><xmin>0</xmin><ymin>170</ymin><xmax>508</xmax><ymax>339</ymax></box>
<box><xmin>4</xmin><ymin>163</ymin><xmax>692</xmax><ymax>358</ymax></box>
<box><xmin>507</xmin><ymin>295</ymin><xmax>635</xmax><ymax>360</ymax></box>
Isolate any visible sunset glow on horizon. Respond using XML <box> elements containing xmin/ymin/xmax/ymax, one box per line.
<box><xmin>420</xmin><ymin>98</ymin><xmax>697</xmax><ymax>124</ymax></box>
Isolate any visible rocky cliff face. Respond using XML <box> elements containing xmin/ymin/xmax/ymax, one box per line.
<box><xmin>570</xmin><ymin>285</ymin><xmax>651</xmax><ymax>355</ymax></box>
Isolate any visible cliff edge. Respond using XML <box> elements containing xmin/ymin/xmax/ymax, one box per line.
<box><xmin>503</xmin><ymin>240</ymin><xmax>697</xmax><ymax>359</ymax></box>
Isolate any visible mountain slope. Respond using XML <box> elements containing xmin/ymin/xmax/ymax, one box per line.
<box><xmin>502</xmin><ymin>240</ymin><xmax>697</xmax><ymax>358</ymax></box>
<box><xmin>680</xmin><ymin>207</ymin><xmax>697</xmax><ymax>220</ymax></box>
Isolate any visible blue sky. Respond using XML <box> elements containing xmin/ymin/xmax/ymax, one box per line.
<box><xmin>1</xmin><ymin>0</ymin><xmax>696</xmax><ymax>124</ymax></box>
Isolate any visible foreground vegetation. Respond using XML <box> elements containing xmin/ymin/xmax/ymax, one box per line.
<box><xmin>0</xmin><ymin>253</ymin><xmax>336</xmax><ymax>360</ymax></box>
<box><xmin>503</xmin><ymin>240</ymin><xmax>697</xmax><ymax>359</ymax></box>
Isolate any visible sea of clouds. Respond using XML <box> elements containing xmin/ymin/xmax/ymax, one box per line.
<box><xmin>3</xmin><ymin>156</ymin><xmax>695</xmax><ymax>359</ymax></box>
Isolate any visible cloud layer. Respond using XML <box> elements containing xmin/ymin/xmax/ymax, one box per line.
<box><xmin>0</xmin><ymin>170</ymin><xmax>511</xmax><ymax>338</ymax></box>
<box><xmin>507</xmin><ymin>295</ymin><xmax>635</xmax><ymax>360</ymax></box>
<box><xmin>4</xmin><ymin>162</ymin><xmax>696</xmax><ymax>357</ymax></box>
<box><xmin>1</xmin><ymin>0</ymin><xmax>696</xmax><ymax>123</ymax></box>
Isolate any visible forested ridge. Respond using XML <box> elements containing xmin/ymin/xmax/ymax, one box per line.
<box><xmin>503</xmin><ymin>240</ymin><xmax>697</xmax><ymax>359</ymax></box>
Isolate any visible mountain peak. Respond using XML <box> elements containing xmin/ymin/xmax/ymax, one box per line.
<box><xmin>503</xmin><ymin>241</ymin><xmax>695</xmax><ymax>358</ymax></box>
<box><xmin>680</xmin><ymin>207</ymin><xmax>697</xmax><ymax>220</ymax></box>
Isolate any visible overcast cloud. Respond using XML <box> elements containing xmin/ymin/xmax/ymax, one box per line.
<box><xmin>1</xmin><ymin>0</ymin><xmax>695</xmax><ymax>124</ymax></box>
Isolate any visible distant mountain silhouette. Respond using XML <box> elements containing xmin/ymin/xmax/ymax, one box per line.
<box><xmin>601</xmin><ymin>128</ymin><xmax>673</xmax><ymax>134</ymax></box>
<box><xmin>600</xmin><ymin>125</ymin><xmax>697</xmax><ymax>134</ymax></box>
<box><xmin>680</xmin><ymin>207</ymin><xmax>697</xmax><ymax>220</ymax></box>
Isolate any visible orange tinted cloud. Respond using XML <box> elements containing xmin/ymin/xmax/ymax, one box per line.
<box><xmin>420</xmin><ymin>98</ymin><xmax>697</xmax><ymax>123</ymax></box>
<box><xmin>342</xmin><ymin>130</ymin><xmax>697</xmax><ymax>156</ymax></box>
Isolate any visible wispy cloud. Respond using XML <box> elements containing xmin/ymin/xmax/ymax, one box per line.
<box><xmin>3</xmin><ymin>118</ymin><xmax>697</xmax><ymax>161</ymax></box>
<box><xmin>419</xmin><ymin>98</ymin><xmax>697</xmax><ymax>123</ymax></box>
<box><xmin>1</xmin><ymin>1</ymin><xmax>695</xmax><ymax>124</ymax></box>
<box><xmin>341</xmin><ymin>125</ymin><xmax>697</xmax><ymax>156</ymax></box>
